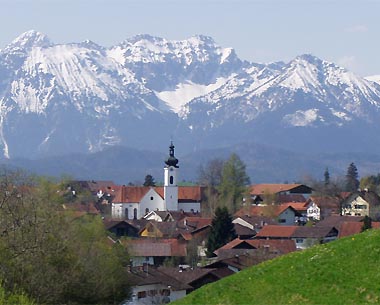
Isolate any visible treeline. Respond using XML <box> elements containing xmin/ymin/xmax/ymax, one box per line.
<box><xmin>0</xmin><ymin>169</ymin><xmax>130</xmax><ymax>304</ymax></box>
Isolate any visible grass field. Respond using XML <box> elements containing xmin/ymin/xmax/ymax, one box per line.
<box><xmin>174</xmin><ymin>229</ymin><xmax>380</xmax><ymax>305</ymax></box>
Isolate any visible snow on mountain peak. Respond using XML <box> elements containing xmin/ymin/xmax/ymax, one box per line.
<box><xmin>6</xmin><ymin>30</ymin><xmax>52</xmax><ymax>50</ymax></box>
<box><xmin>365</xmin><ymin>75</ymin><xmax>380</xmax><ymax>85</ymax></box>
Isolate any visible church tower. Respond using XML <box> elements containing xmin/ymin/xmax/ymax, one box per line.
<box><xmin>164</xmin><ymin>141</ymin><xmax>179</xmax><ymax>211</ymax></box>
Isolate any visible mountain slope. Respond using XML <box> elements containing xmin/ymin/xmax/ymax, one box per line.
<box><xmin>181</xmin><ymin>54</ymin><xmax>380</xmax><ymax>152</ymax></box>
<box><xmin>175</xmin><ymin>229</ymin><xmax>380</xmax><ymax>305</ymax></box>
<box><xmin>1</xmin><ymin>31</ymin><xmax>380</xmax><ymax>161</ymax></box>
<box><xmin>0</xmin><ymin>31</ymin><xmax>175</xmax><ymax>158</ymax></box>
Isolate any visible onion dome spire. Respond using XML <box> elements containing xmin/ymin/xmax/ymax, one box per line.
<box><xmin>165</xmin><ymin>141</ymin><xmax>179</xmax><ymax>168</ymax></box>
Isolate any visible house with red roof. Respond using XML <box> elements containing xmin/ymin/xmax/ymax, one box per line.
<box><xmin>123</xmin><ymin>238</ymin><xmax>187</xmax><ymax>267</ymax></box>
<box><xmin>255</xmin><ymin>224</ymin><xmax>338</xmax><ymax>249</ymax></box>
<box><xmin>127</xmin><ymin>265</ymin><xmax>191</xmax><ymax>304</ymax></box>
<box><xmin>235</xmin><ymin>205</ymin><xmax>300</xmax><ymax>226</ymax></box>
<box><xmin>250</xmin><ymin>183</ymin><xmax>313</xmax><ymax>203</ymax></box>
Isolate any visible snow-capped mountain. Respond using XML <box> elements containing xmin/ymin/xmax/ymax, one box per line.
<box><xmin>1</xmin><ymin>30</ymin><xmax>380</xmax><ymax>161</ymax></box>
<box><xmin>366</xmin><ymin>75</ymin><xmax>380</xmax><ymax>85</ymax></box>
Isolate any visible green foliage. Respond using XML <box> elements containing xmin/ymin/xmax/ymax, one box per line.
<box><xmin>361</xmin><ymin>216</ymin><xmax>372</xmax><ymax>232</ymax></box>
<box><xmin>206</xmin><ymin>206</ymin><xmax>236</xmax><ymax>257</ymax></box>
<box><xmin>0</xmin><ymin>284</ymin><xmax>34</xmax><ymax>305</ymax></box>
<box><xmin>0</xmin><ymin>170</ymin><xmax>130</xmax><ymax>304</ymax></box>
<box><xmin>360</xmin><ymin>174</ymin><xmax>380</xmax><ymax>193</ymax></box>
<box><xmin>175</xmin><ymin>229</ymin><xmax>380</xmax><ymax>305</ymax></box>
<box><xmin>217</xmin><ymin>153</ymin><xmax>250</xmax><ymax>213</ymax></box>
<box><xmin>345</xmin><ymin>162</ymin><xmax>359</xmax><ymax>192</ymax></box>
<box><xmin>143</xmin><ymin>174</ymin><xmax>156</xmax><ymax>187</ymax></box>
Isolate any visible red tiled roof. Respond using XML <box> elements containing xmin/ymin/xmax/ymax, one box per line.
<box><xmin>292</xmin><ymin>226</ymin><xmax>338</xmax><ymax>238</ymax></box>
<box><xmin>247</xmin><ymin>239</ymin><xmax>297</xmax><ymax>254</ymax></box>
<box><xmin>183</xmin><ymin>217</ymin><xmax>212</xmax><ymax>231</ymax></box>
<box><xmin>113</xmin><ymin>186</ymin><xmax>152</xmax><ymax>203</ymax></box>
<box><xmin>128</xmin><ymin>266</ymin><xmax>192</xmax><ymax>291</ymax></box>
<box><xmin>255</xmin><ymin>225</ymin><xmax>298</xmax><ymax>238</ymax></box>
<box><xmin>215</xmin><ymin>238</ymin><xmax>297</xmax><ymax>255</ymax></box>
<box><xmin>155</xmin><ymin>186</ymin><xmax>203</xmax><ymax>201</ymax></box>
<box><xmin>112</xmin><ymin>185</ymin><xmax>203</xmax><ymax>204</ymax></box>
<box><xmin>338</xmin><ymin>221</ymin><xmax>380</xmax><ymax>238</ymax></box>
<box><xmin>281</xmin><ymin>202</ymin><xmax>308</xmax><ymax>212</ymax></box>
<box><xmin>125</xmin><ymin>238</ymin><xmax>187</xmax><ymax>257</ymax></box>
<box><xmin>315</xmin><ymin>215</ymin><xmax>363</xmax><ymax>230</ymax></box>
<box><xmin>250</xmin><ymin>184</ymin><xmax>307</xmax><ymax>195</ymax></box>
<box><xmin>158</xmin><ymin>267</ymin><xmax>223</xmax><ymax>286</ymax></box>
<box><xmin>216</xmin><ymin>238</ymin><xmax>253</xmax><ymax>252</ymax></box>
<box><xmin>235</xmin><ymin>205</ymin><xmax>296</xmax><ymax>218</ymax></box>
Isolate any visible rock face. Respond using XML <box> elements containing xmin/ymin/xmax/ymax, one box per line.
<box><xmin>1</xmin><ymin>30</ymin><xmax>380</xmax><ymax>159</ymax></box>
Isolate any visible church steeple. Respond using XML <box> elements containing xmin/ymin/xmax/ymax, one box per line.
<box><xmin>164</xmin><ymin>141</ymin><xmax>179</xmax><ymax>211</ymax></box>
<box><xmin>165</xmin><ymin>141</ymin><xmax>179</xmax><ymax>168</ymax></box>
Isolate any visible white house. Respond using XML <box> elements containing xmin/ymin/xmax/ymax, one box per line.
<box><xmin>306</xmin><ymin>200</ymin><xmax>321</xmax><ymax>221</ymax></box>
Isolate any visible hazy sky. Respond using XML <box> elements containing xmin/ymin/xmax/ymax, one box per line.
<box><xmin>0</xmin><ymin>0</ymin><xmax>378</xmax><ymax>76</ymax></box>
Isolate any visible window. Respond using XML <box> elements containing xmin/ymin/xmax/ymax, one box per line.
<box><xmin>145</xmin><ymin>208</ymin><xmax>149</xmax><ymax>214</ymax></box>
<box><xmin>150</xmin><ymin>196</ymin><xmax>154</xmax><ymax>200</ymax></box>
<box><xmin>354</xmin><ymin>204</ymin><xmax>367</xmax><ymax>209</ymax></box>
<box><xmin>133</xmin><ymin>208</ymin><xmax>137</xmax><ymax>220</ymax></box>
<box><xmin>125</xmin><ymin>208</ymin><xmax>129</xmax><ymax>219</ymax></box>
<box><xmin>170</xmin><ymin>176</ymin><xmax>174</xmax><ymax>184</ymax></box>
<box><xmin>137</xmin><ymin>291</ymin><xmax>146</xmax><ymax>299</ymax></box>
<box><xmin>278</xmin><ymin>219</ymin><xmax>286</xmax><ymax>223</ymax></box>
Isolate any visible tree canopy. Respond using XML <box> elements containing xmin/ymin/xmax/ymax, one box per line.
<box><xmin>206</xmin><ymin>206</ymin><xmax>236</xmax><ymax>257</ymax></box>
<box><xmin>345</xmin><ymin>162</ymin><xmax>359</xmax><ymax>192</ymax></box>
<box><xmin>143</xmin><ymin>174</ymin><xmax>156</xmax><ymax>187</ymax></box>
<box><xmin>217</xmin><ymin>153</ymin><xmax>250</xmax><ymax>213</ymax></box>
<box><xmin>0</xmin><ymin>169</ymin><xmax>130</xmax><ymax>304</ymax></box>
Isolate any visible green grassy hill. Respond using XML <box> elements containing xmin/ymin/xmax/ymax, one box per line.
<box><xmin>175</xmin><ymin>229</ymin><xmax>380</xmax><ymax>305</ymax></box>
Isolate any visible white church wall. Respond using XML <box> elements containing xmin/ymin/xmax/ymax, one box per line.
<box><xmin>139</xmin><ymin>188</ymin><xmax>165</xmax><ymax>215</ymax></box>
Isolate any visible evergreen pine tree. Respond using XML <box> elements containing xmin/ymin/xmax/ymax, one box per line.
<box><xmin>324</xmin><ymin>167</ymin><xmax>330</xmax><ymax>186</ymax></box>
<box><xmin>206</xmin><ymin>206</ymin><xmax>236</xmax><ymax>257</ymax></box>
<box><xmin>143</xmin><ymin>174</ymin><xmax>156</xmax><ymax>187</ymax></box>
<box><xmin>345</xmin><ymin>162</ymin><xmax>359</xmax><ymax>192</ymax></box>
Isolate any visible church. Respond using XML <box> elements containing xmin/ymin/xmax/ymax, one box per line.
<box><xmin>111</xmin><ymin>142</ymin><xmax>202</xmax><ymax>219</ymax></box>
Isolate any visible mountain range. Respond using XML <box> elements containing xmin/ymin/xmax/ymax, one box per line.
<box><xmin>1</xmin><ymin>30</ymin><xmax>380</xmax><ymax>182</ymax></box>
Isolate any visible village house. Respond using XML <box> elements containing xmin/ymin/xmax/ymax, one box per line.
<box><xmin>123</xmin><ymin>238</ymin><xmax>187</xmax><ymax>267</ymax></box>
<box><xmin>341</xmin><ymin>190</ymin><xmax>380</xmax><ymax>219</ymax></box>
<box><xmin>282</xmin><ymin>200</ymin><xmax>321</xmax><ymax>222</ymax></box>
<box><xmin>127</xmin><ymin>265</ymin><xmax>190</xmax><ymax>304</ymax></box>
<box><xmin>249</xmin><ymin>183</ymin><xmax>313</xmax><ymax>204</ymax></box>
<box><xmin>254</xmin><ymin>225</ymin><xmax>338</xmax><ymax>249</ymax></box>
<box><xmin>213</xmin><ymin>238</ymin><xmax>297</xmax><ymax>258</ymax></box>
<box><xmin>235</xmin><ymin>205</ymin><xmax>301</xmax><ymax>226</ymax></box>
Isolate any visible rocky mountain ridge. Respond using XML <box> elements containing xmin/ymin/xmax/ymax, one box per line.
<box><xmin>1</xmin><ymin>30</ymin><xmax>380</xmax><ymax>162</ymax></box>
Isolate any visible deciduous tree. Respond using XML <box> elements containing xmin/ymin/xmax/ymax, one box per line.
<box><xmin>0</xmin><ymin>169</ymin><xmax>130</xmax><ymax>304</ymax></box>
<box><xmin>218</xmin><ymin>153</ymin><xmax>250</xmax><ymax>213</ymax></box>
